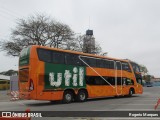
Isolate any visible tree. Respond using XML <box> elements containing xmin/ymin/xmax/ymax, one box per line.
<box><xmin>0</xmin><ymin>69</ymin><xmax>18</xmax><ymax>76</ymax></box>
<box><xmin>139</xmin><ymin>64</ymin><xmax>148</xmax><ymax>74</ymax></box>
<box><xmin>0</xmin><ymin>14</ymin><xmax>74</xmax><ymax>56</ymax></box>
<box><xmin>138</xmin><ymin>64</ymin><xmax>155</xmax><ymax>82</ymax></box>
<box><xmin>143</xmin><ymin>75</ymin><xmax>152</xmax><ymax>82</ymax></box>
<box><xmin>0</xmin><ymin>13</ymin><xmax>103</xmax><ymax>56</ymax></box>
<box><xmin>69</xmin><ymin>35</ymin><xmax>102</xmax><ymax>55</ymax></box>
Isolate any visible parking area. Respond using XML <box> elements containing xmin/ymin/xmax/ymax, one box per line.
<box><xmin>0</xmin><ymin>90</ymin><xmax>10</xmax><ymax>102</ymax></box>
<box><xmin>0</xmin><ymin>87</ymin><xmax>160</xmax><ymax>119</ymax></box>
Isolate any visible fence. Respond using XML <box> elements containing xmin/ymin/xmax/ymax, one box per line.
<box><xmin>10</xmin><ymin>76</ymin><xmax>19</xmax><ymax>101</ymax></box>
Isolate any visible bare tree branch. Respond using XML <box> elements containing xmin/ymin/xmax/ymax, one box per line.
<box><xmin>0</xmin><ymin>13</ymin><xmax>102</xmax><ymax>56</ymax></box>
<box><xmin>0</xmin><ymin>14</ymin><xmax>74</xmax><ymax>56</ymax></box>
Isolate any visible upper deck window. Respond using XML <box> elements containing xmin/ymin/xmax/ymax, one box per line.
<box><xmin>87</xmin><ymin>58</ymin><xmax>97</xmax><ymax>67</ymax></box>
<box><xmin>65</xmin><ymin>53</ymin><xmax>82</xmax><ymax>66</ymax></box>
<box><xmin>37</xmin><ymin>48</ymin><xmax>132</xmax><ymax>73</ymax></box>
<box><xmin>122</xmin><ymin>62</ymin><xmax>131</xmax><ymax>72</ymax></box>
<box><xmin>132</xmin><ymin>63</ymin><xmax>140</xmax><ymax>73</ymax></box>
<box><xmin>37</xmin><ymin>49</ymin><xmax>51</xmax><ymax>63</ymax></box>
<box><xmin>52</xmin><ymin>51</ymin><xmax>65</xmax><ymax>64</ymax></box>
<box><xmin>96</xmin><ymin>59</ymin><xmax>106</xmax><ymax>68</ymax></box>
<box><xmin>116</xmin><ymin>62</ymin><xmax>121</xmax><ymax>70</ymax></box>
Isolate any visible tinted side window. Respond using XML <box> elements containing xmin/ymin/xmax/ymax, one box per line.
<box><xmin>107</xmin><ymin>77</ymin><xmax>115</xmax><ymax>85</ymax></box>
<box><xmin>86</xmin><ymin>76</ymin><xmax>108</xmax><ymax>85</ymax></box>
<box><xmin>123</xmin><ymin>78</ymin><xmax>134</xmax><ymax>85</ymax></box>
<box><xmin>131</xmin><ymin>63</ymin><xmax>140</xmax><ymax>73</ymax></box>
<box><xmin>86</xmin><ymin>76</ymin><xmax>95</xmax><ymax>85</ymax></box>
<box><xmin>37</xmin><ymin>49</ymin><xmax>51</xmax><ymax>62</ymax></box>
<box><xmin>96</xmin><ymin>59</ymin><xmax>105</xmax><ymax>68</ymax></box>
<box><xmin>116</xmin><ymin>77</ymin><xmax>123</xmax><ymax>85</ymax></box>
<box><xmin>81</xmin><ymin>57</ymin><xmax>96</xmax><ymax>67</ymax></box>
<box><xmin>52</xmin><ymin>52</ymin><xmax>64</xmax><ymax>64</ymax></box>
<box><xmin>86</xmin><ymin>76</ymin><xmax>133</xmax><ymax>86</ymax></box>
<box><xmin>100</xmin><ymin>59</ymin><xmax>114</xmax><ymax>69</ymax></box>
<box><xmin>122</xmin><ymin>62</ymin><xmax>131</xmax><ymax>72</ymax></box>
<box><xmin>126</xmin><ymin>78</ymin><xmax>134</xmax><ymax>85</ymax></box>
<box><xmin>81</xmin><ymin>57</ymin><xmax>88</xmax><ymax>66</ymax></box>
<box><xmin>87</xmin><ymin>58</ymin><xmax>97</xmax><ymax>67</ymax></box>
<box><xmin>104</xmin><ymin>60</ymin><xmax>110</xmax><ymax>68</ymax></box>
<box><xmin>65</xmin><ymin>53</ymin><xmax>82</xmax><ymax>65</ymax></box>
<box><xmin>108</xmin><ymin>61</ymin><xmax>114</xmax><ymax>69</ymax></box>
<box><xmin>116</xmin><ymin>62</ymin><xmax>122</xmax><ymax>70</ymax></box>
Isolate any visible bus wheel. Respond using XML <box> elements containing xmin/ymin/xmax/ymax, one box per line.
<box><xmin>63</xmin><ymin>91</ymin><xmax>73</xmax><ymax>103</ymax></box>
<box><xmin>76</xmin><ymin>90</ymin><xmax>87</xmax><ymax>102</ymax></box>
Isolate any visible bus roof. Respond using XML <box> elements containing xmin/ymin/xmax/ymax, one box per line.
<box><xmin>30</xmin><ymin>45</ymin><xmax>128</xmax><ymax>63</ymax></box>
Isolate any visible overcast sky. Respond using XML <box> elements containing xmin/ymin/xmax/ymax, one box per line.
<box><xmin>0</xmin><ymin>0</ymin><xmax>160</xmax><ymax>77</ymax></box>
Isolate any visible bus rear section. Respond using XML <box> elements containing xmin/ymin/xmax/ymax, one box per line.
<box><xmin>19</xmin><ymin>46</ymin><xmax>35</xmax><ymax>100</ymax></box>
<box><xmin>19</xmin><ymin>46</ymin><xmax>87</xmax><ymax>102</ymax></box>
<box><xmin>35</xmin><ymin>47</ymin><xmax>87</xmax><ymax>102</ymax></box>
<box><xmin>19</xmin><ymin>68</ymin><xmax>31</xmax><ymax>99</ymax></box>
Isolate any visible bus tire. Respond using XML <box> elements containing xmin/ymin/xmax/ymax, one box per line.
<box><xmin>63</xmin><ymin>91</ymin><xmax>73</xmax><ymax>103</ymax></box>
<box><xmin>128</xmin><ymin>88</ymin><xmax>134</xmax><ymax>97</ymax></box>
<box><xmin>76</xmin><ymin>90</ymin><xmax>87</xmax><ymax>102</ymax></box>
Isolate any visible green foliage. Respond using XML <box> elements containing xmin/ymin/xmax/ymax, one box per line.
<box><xmin>0</xmin><ymin>69</ymin><xmax>18</xmax><ymax>76</ymax></box>
<box><xmin>143</xmin><ymin>75</ymin><xmax>153</xmax><ymax>82</ymax></box>
<box><xmin>139</xmin><ymin>64</ymin><xmax>148</xmax><ymax>74</ymax></box>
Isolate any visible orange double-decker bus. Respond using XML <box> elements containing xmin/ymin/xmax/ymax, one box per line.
<box><xmin>19</xmin><ymin>45</ymin><xmax>143</xmax><ymax>103</ymax></box>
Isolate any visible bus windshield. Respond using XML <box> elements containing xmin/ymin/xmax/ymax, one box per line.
<box><xmin>130</xmin><ymin>62</ymin><xmax>142</xmax><ymax>85</ymax></box>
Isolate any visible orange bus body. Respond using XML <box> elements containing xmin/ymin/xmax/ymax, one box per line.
<box><xmin>19</xmin><ymin>45</ymin><xmax>143</xmax><ymax>102</ymax></box>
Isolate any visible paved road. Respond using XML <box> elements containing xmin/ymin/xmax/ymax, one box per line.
<box><xmin>0</xmin><ymin>90</ymin><xmax>10</xmax><ymax>101</ymax></box>
<box><xmin>0</xmin><ymin>87</ymin><xmax>160</xmax><ymax>119</ymax></box>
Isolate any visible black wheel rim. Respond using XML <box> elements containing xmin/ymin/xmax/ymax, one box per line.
<box><xmin>65</xmin><ymin>93</ymin><xmax>72</xmax><ymax>102</ymax></box>
<box><xmin>80</xmin><ymin>93</ymin><xmax>86</xmax><ymax>101</ymax></box>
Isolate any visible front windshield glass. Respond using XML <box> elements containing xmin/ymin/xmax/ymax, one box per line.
<box><xmin>131</xmin><ymin>63</ymin><xmax>140</xmax><ymax>73</ymax></box>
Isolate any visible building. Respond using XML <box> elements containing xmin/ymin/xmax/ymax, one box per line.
<box><xmin>0</xmin><ymin>75</ymin><xmax>10</xmax><ymax>80</ymax></box>
<box><xmin>0</xmin><ymin>74</ymin><xmax>18</xmax><ymax>91</ymax></box>
<box><xmin>151</xmin><ymin>78</ymin><xmax>160</xmax><ymax>87</ymax></box>
<box><xmin>151</xmin><ymin>78</ymin><xmax>160</xmax><ymax>82</ymax></box>
<box><xmin>0</xmin><ymin>75</ymin><xmax>10</xmax><ymax>90</ymax></box>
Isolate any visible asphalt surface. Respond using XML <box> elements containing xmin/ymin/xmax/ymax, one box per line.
<box><xmin>0</xmin><ymin>87</ymin><xmax>160</xmax><ymax>120</ymax></box>
<box><xmin>0</xmin><ymin>90</ymin><xmax>10</xmax><ymax>101</ymax></box>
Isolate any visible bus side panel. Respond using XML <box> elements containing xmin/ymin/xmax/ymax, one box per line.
<box><xmin>87</xmin><ymin>85</ymin><xmax>115</xmax><ymax>98</ymax></box>
<box><xmin>36</xmin><ymin>62</ymin><xmax>64</xmax><ymax>100</ymax></box>
<box><xmin>51</xmin><ymin>91</ymin><xmax>64</xmax><ymax>100</ymax></box>
<box><xmin>86</xmin><ymin>67</ymin><xmax>115</xmax><ymax>76</ymax></box>
<box><xmin>35</xmin><ymin>61</ymin><xmax>51</xmax><ymax>100</ymax></box>
<box><xmin>135</xmin><ymin>84</ymin><xmax>143</xmax><ymax>94</ymax></box>
<box><xmin>86</xmin><ymin>67</ymin><xmax>139</xmax><ymax>97</ymax></box>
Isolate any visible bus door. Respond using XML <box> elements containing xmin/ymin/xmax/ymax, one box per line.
<box><xmin>135</xmin><ymin>73</ymin><xmax>143</xmax><ymax>93</ymax></box>
<box><xmin>115</xmin><ymin>61</ymin><xmax>125</xmax><ymax>96</ymax></box>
